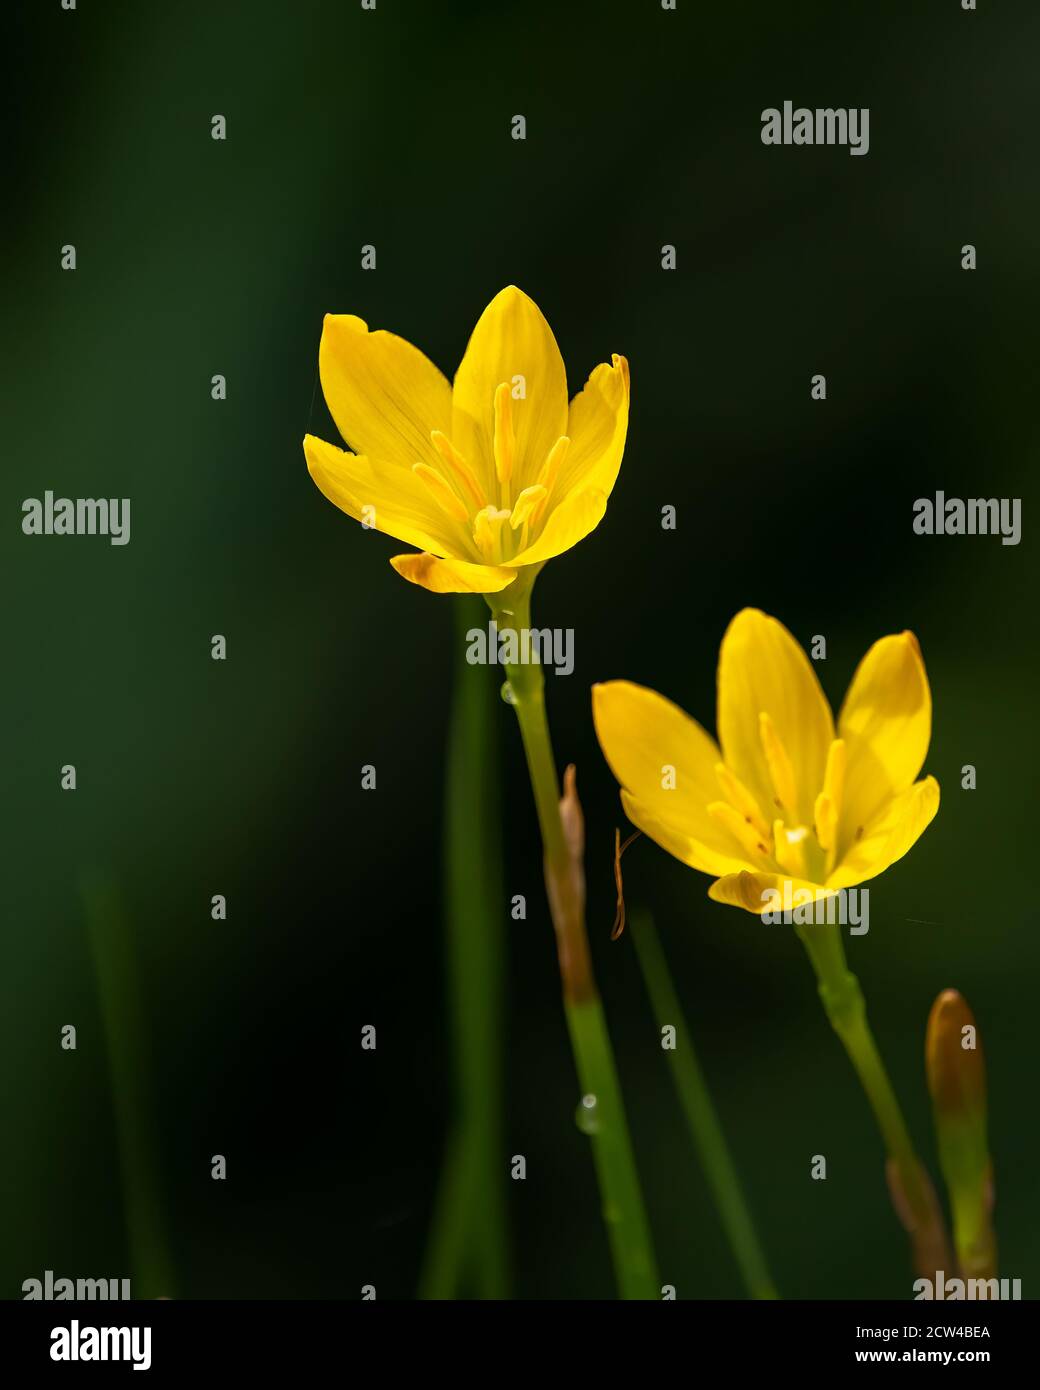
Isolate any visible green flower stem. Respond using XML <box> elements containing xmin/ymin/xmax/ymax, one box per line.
<box><xmin>420</xmin><ymin>596</ymin><xmax>509</xmax><ymax>1299</ymax></box>
<box><xmin>81</xmin><ymin>872</ymin><xmax>176</xmax><ymax>1300</ymax></box>
<box><xmin>797</xmin><ymin>921</ymin><xmax>935</xmax><ymax>1237</ymax></box>
<box><xmin>489</xmin><ymin>578</ymin><xmax>659</xmax><ymax>1301</ymax></box>
<box><xmin>630</xmin><ymin>911</ymin><xmax>777</xmax><ymax>1299</ymax></box>
<box><xmin>564</xmin><ymin>994</ymin><xmax>659</xmax><ymax>1299</ymax></box>
<box><xmin>419</xmin><ymin>1127</ymin><xmax>480</xmax><ymax>1299</ymax></box>
<box><xmin>947</xmin><ymin>1160</ymin><xmax>997</xmax><ymax>1281</ymax></box>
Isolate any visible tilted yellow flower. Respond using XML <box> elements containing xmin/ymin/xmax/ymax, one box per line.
<box><xmin>303</xmin><ymin>286</ymin><xmax>629</xmax><ymax>594</ymax></box>
<box><xmin>593</xmin><ymin>608</ymin><xmax>940</xmax><ymax>913</ymax></box>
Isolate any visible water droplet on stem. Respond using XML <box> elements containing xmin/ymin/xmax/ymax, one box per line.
<box><xmin>575</xmin><ymin>1093</ymin><xmax>600</xmax><ymax>1135</ymax></box>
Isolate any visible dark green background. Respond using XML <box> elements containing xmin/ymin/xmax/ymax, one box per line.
<box><xmin>3</xmin><ymin>0</ymin><xmax>1037</xmax><ymax>1299</ymax></box>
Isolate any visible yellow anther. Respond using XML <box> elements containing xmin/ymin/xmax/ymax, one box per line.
<box><xmin>493</xmin><ymin>383</ymin><xmax>515</xmax><ymax>494</ymax></box>
<box><xmin>537</xmin><ymin>434</ymin><xmax>569</xmax><ymax>490</ymax></box>
<box><xmin>509</xmin><ymin>485</ymin><xmax>547</xmax><ymax>530</ymax></box>
<box><xmin>714</xmin><ymin>762</ymin><xmax>770</xmax><ymax>840</ymax></box>
<box><xmin>758</xmin><ymin>711</ymin><xmax>798</xmax><ymax>815</ymax></box>
<box><xmin>813</xmin><ymin>739</ymin><xmax>846</xmax><ymax>854</ymax></box>
<box><xmin>708</xmin><ymin>802</ymin><xmax>773</xmax><ymax>862</ymax></box>
<box><xmin>772</xmin><ymin>819</ymin><xmax>809</xmax><ymax>879</ymax></box>
<box><xmin>430</xmin><ymin>430</ymin><xmax>485</xmax><ymax>510</ymax></box>
<box><xmin>412</xmin><ymin>462</ymin><xmax>468</xmax><ymax>523</ymax></box>
<box><xmin>533</xmin><ymin>435</ymin><xmax>569</xmax><ymax>523</ymax></box>
<box><xmin>814</xmin><ymin>793</ymin><xmax>837</xmax><ymax>854</ymax></box>
<box><xmin>473</xmin><ymin>505</ymin><xmax>512</xmax><ymax>564</ymax></box>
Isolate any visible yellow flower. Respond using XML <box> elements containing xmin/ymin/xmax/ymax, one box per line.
<box><xmin>593</xmin><ymin>608</ymin><xmax>940</xmax><ymax>914</ymax></box>
<box><xmin>303</xmin><ymin>286</ymin><xmax>629</xmax><ymax>594</ymax></box>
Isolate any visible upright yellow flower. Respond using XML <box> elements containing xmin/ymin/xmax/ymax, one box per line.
<box><xmin>597</xmin><ymin>607</ymin><xmax>947</xmax><ymax>1270</ymax></box>
<box><xmin>593</xmin><ymin>608</ymin><xmax>940</xmax><ymax>913</ymax></box>
<box><xmin>303</xmin><ymin>286</ymin><xmax>629</xmax><ymax>594</ymax></box>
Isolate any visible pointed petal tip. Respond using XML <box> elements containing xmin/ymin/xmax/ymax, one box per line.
<box><xmin>610</xmin><ymin>353</ymin><xmax>631</xmax><ymax>393</ymax></box>
<box><xmin>490</xmin><ymin>283</ymin><xmax>530</xmax><ymax>308</ymax></box>
<box><xmin>591</xmin><ymin>679</ymin><xmax>628</xmax><ymax>719</ymax></box>
<box><xmin>719</xmin><ymin>606</ymin><xmax>772</xmax><ymax>645</ymax></box>
<box><xmin>733</xmin><ymin>605</ymin><xmax>770</xmax><ymax>626</ymax></box>
<box><xmin>322</xmin><ymin>311</ymin><xmax>368</xmax><ymax>333</ymax></box>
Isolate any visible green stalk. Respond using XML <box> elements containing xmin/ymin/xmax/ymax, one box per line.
<box><xmin>81</xmin><ymin>872</ymin><xmax>176</xmax><ymax>1300</ymax></box>
<box><xmin>420</xmin><ymin>595</ymin><xmax>508</xmax><ymax>1299</ymax></box>
<box><xmin>630</xmin><ymin>911</ymin><xmax>777</xmax><ymax>1299</ymax></box>
<box><xmin>797</xmin><ymin>920</ymin><xmax>947</xmax><ymax>1273</ymax></box>
<box><xmin>490</xmin><ymin>576</ymin><xmax>659</xmax><ymax>1300</ymax></box>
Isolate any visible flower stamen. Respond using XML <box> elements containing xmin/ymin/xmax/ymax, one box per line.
<box><xmin>758</xmin><ymin>711</ymin><xmax>798</xmax><ymax>816</ymax></box>
<box><xmin>430</xmin><ymin>430</ymin><xmax>486</xmax><ymax>511</ymax></box>
<box><xmin>493</xmin><ymin>383</ymin><xmax>515</xmax><ymax>502</ymax></box>
<box><xmin>509</xmin><ymin>485</ymin><xmax>547</xmax><ymax>530</ymax></box>
<box><xmin>714</xmin><ymin>762</ymin><xmax>770</xmax><ymax>840</ymax></box>
<box><xmin>708</xmin><ymin>801</ymin><xmax>773</xmax><ymax>863</ymax></box>
<box><xmin>534</xmin><ymin>435</ymin><xmax>570</xmax><ymax>521</ymax></box>
<box><xmin>412</xmin><ymin>462</ymin><xmax>469</xmax><ymax>523</ymax></box>
<box><xmin>814</xmin><ymin>739</ymin><xmax>846</xmax><ymax>853</ymax></box>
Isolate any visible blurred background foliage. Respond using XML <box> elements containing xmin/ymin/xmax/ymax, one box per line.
<box><xmin>2</xmin><ymin>0</ymin><xmax>1037</xmax><ymax>1298</ymax></box>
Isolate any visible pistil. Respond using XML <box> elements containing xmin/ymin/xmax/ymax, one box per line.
<box><xmin>473</xmin><ymin>505</ymin><xmax>512</xmax><ymax>564</ymax></box>
<box><xmin>773</xmin><ymin>820</ymin><xmax>810</xmax><ymax>879</ymax></box>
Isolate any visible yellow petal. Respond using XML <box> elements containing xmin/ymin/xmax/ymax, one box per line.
<box><xmin>305</xmin><ymin>434</ymin><xmax>458</xmax><ymax>556</ymax></box>
<box><xmin>319</xmin><ymin>314</ymin><xmax>452</xmax><ymax>470</ymax></box>
<box><xmin>508</xmin><ymin>487</ymin><xmax>608</xmax><ymax>567</ymax></box>
<box><xmin>593</xmin><ymin>681</ymin><xmax>742</xmax><ymax>857</ymax></box>
<box><xmin>717</xmin><ymin>609</ymin><xmax>834</xmax><ymax>827</ymax></box>
<box><xmin>451</xmin><ymin>287</ymin><xmax>568</xmax><ymax>493</ymax></box>
<box><xmin>837</xmin><ymin>631</ymin><xmax>932</xmax><ymax>842</ymax></box>
<box><xmin>389</xmin><ymin>551</ymin><xmax>516</xmax><ymax>594</ymax></box>
<box><xmin>621</xmin><ymin>790</ymin><xmax>753</xmax><ymax>878</ymax></box>
<box><xmin>557</xmin><ymin>354</ymin><xmax>630</xmax><ymax>499</ymax></box>
<box><xmin>708</xmin><ymin>869</ymin><xmax>831</xmax><ymax>916</ymax></box>
<box><xmin>826</xmin><ymin>776</ymin><xmax>940</xmax><ymax>891</ymax></box>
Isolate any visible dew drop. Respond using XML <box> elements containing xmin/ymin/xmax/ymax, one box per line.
<box><xmin>575</xmin><ymin>1093</ymin><xmax>600</xmax><ymax>1135</ymax></box>
<box><xmin>500</xmin><ymin>681</ymin><xmax>517</xmax><ymax>706</ymax></box>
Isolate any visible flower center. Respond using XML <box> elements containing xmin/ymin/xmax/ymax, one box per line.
<box><xmin>409</xmin><ymin>383</ymin><xmax>569</xmax><ymax>565</ymax></box>
<box><xmin>709</xmin><ymin>726</ymin><xmax>848</xmax><ymax>884</ymax></box>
